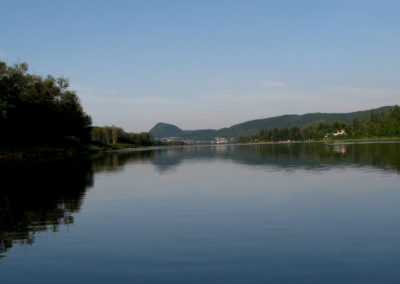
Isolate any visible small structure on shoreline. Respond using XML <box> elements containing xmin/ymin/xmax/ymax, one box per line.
<box><xmin>325</xmin><ymin>129</ymin><xmax>347</xmax><ymax>138</ymax></box>
<box><xmin>333</xmin><ymin>129</ymin><xmax>347</xmax><ymax>136</ymax></box>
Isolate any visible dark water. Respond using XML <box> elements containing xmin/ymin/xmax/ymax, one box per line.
<box><xmin>1</xmin><ymin>142</ymin><xmax>400</xmax><ymax>283</ymax></box>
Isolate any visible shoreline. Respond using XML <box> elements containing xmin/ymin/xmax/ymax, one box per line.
<box><xmin>322</xmin><ymin>137</ymin><xmax>400</xmax><ymax>143</ymax></box>
<box><xmin>105</xmin><ymin>146</ymin><xmax>165</xmax><ymax>152</ymax></box>
<box><xmin>108</xmin><ymin>138</ymin><xmax>400</xmax><ymax>151</ymax></box>
<box><xmin>237</xmin><ymin>137</ymin><xmax>400</xmax><ymax>145</ymax></box>
<box><xmin>2</xmin><ymin>137</ymin><xmax>400</xmax><ymax>159</ymax></box>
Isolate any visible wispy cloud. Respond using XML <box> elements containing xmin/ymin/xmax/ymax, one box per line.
<box><xmin>200</xmin><ymin>90</ymin><xmax>311</xmax><ymax>104</ymax></box>
<box><xmin>325</xmin><ymin>85</ymin><xmax>399</xmax><ymax>97</ymax></box>
<box><xmin>260</xmin><ymin>81</ymin><xmax>285</xmax><ymax>87</ymax></box>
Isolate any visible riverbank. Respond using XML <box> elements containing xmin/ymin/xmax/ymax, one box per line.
<box><xmin>3</xmin><ymin>137</ymin><xmax>400</xmax><ymax>159</ymax></box>
<box><xmin>0</xmin><ymin>143</ymin><xmax>157</xmax><ymax>159</ymax></box>
<box><xmin>322</xmin><ymin>136</ymin><xmax>400</xmax><ymax>143</ymax></box>
<box><xmin>236</xmin><ymin>136</ymin><xmax>400</xmax><ymax>146</ymax></box>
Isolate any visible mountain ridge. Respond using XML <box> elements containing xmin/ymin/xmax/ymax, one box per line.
<box><xmin>150</xmin><ymin>105</ymin><xmax>394</xmax><ymax>140</ymax></box>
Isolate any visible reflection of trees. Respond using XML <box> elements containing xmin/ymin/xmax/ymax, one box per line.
<box><xmin>348</xmin><ymin>142</ymin><xmax>400</xmax><ymax>172</ymax></box>
<box><xmin>0</xmin><ymin>151</ymin><xmax>156</xmax><ymax>257</ymax></box>
<box><xmin>90</xmin><ymin>150</ymin><xmax>155</xmax><ymax>174</ymax></box>
<box><xmin>149</xmin><ymin>143</ymin><xmax>400</xmax><ymax>173</ymax></box>
<box><xmin>234</xmin><ymin>143</ymin><xmax>400</xmax><ymax>172</ymax></box>
<box><xmin>0</xmin><ymin>157</ymin><xmax>93</xmax><ymax>256</ymax></box>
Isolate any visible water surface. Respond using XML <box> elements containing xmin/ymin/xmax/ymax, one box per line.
<box><xmin>1</xmin><ymin>142</ymin><xmax>400</xmax><ymax>283</ymax></box>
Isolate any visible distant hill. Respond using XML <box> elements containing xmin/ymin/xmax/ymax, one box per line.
<box><xmin>150</xmin><ymin>106</ymin><xmax>394</xmax><ymax>140</ymax></box>
<box><xmin>150</xmin><ymin>122</ymin><xmax>183</xmax><ymax>138</ymax></box>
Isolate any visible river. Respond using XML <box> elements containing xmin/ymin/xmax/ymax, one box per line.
<box><xmin>1</xmin><ymin>142</ymin><xmax>400</xmax><ymax>283</ymax></box>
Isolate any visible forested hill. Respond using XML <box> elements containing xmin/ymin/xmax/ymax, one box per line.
<box><xmin>150</xmin><ymin>106</ymin><xmax>394</xmax><ymax>140</ymax></box>
<box><xmin>149</xmin><ymin>123</ymin><xmax>184</xmax><ymax>138</ymax></box>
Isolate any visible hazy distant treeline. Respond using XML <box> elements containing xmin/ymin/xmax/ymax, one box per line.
<box><xmin>0</xmin><ymin>61</ymin><xmax>154</xmax><ymax>149</ymax></box>
<box><xmin>91</xmin><ymin>126</ymin><xmax>154</xmax><ymax>146</ymax></box>
<box><xmin>239</xmin><ymin>106</ymin><xmax>400</xmax><ymax>143</ymax></box>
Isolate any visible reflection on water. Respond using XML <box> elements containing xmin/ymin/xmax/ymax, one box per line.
<box><xmin>1</xmin><ymin>142</ymin><xmax>399</xmax><ymax>256</ymax></box>
<box><xmin>0</xmin><ymin>142</ymin><xmax>399</xmax><ymax>282</ymax></box>
<box><xmin>91</xmin><ymin>150</ymin><xmax>155</xmax><ymax>174</ymax></box>
<box><xmin>150</xmin><ymin>142</ymin><xmax>400</xmax><ymax>173</ymax></box>
<box><xmin>0</xmin><ymin>157</ymin><xmax>93</xmax><ymax>256</ymax></box>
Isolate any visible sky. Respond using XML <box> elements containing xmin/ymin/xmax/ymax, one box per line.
<box><xmin>1</xmin><ymin>0</ymin><xmax>399</xmax><ymax>132</ymax></box>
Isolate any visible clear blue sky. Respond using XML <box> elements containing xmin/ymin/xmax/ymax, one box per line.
<box><xmin>1</xmin><ymin>0</ymin><xmax>399</xmax><ymax>132</ymax></box>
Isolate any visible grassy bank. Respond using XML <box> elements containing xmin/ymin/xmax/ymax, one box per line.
<box><xmin>322</xmin><ymin>136</ymin><xmax>400</xmax><ymax>143</ymax></box>
<box><xmin>238</xmin><ymin>136</ymin><xmax>400</xmax><ymax>146</ymax></box>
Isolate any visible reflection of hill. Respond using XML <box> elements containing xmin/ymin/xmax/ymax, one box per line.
<box><xmin>149</xmin><ymin>143</ymin><xmax>400</xmax><ymax>173</ymax></box>
<box><xmin>151</xmin><ymin>147</ymin><xmax>217</xmax><ymax>173</ymax></box>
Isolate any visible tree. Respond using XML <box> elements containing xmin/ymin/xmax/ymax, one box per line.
<box><xmin>0</xmin><ymin>61</ymin><xmax>92</xmax><ymax>146</ymax></box>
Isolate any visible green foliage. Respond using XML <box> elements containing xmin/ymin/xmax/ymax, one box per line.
<box><xmin>238</xmin><ymin>106</ymin><xmax>400</xmax><ymax>143</ymax></box>
<box><xmin>0</xmin><ymin>61</ymin><xmax>92</xmax><ymax>147</ymax></box>
<box><xmin>91</xmin><ymin>125</ymin><xmax>154</xmax><ymax>147</ymax></box>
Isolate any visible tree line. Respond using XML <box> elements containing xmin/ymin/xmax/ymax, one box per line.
<box><xmin>238</xmin><ymin>106</ymin><xmax>400</xmax><ymax>143</ymax></box>
<box><xmin>91</xmin><ymin>126</ymin><xmax>154</xmax><ymax>147</ymax></box>
<box><xmin>0</xmin><ymin>61</ymin><xmax>92</xmax><ymax>146</ymax></box>
<box><xmin>0</xmin><ymin>61</ymin><xmax>154</xmax><ymax>148</ymax></box>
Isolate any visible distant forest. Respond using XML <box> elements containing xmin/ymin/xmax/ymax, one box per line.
<box><xmin>0</xmin><ymin>61</ymin><xmax>154</xmax><ymax>149</ymax></box>
<box><xmin>238</xmin><ymin>106</ymin><xmax>400</xmax><ymax>143</ymax></box>
<box><xmin>150</xmin><ymin>106</ymin><xmax>395</xmax><ymax>140</ymax></box>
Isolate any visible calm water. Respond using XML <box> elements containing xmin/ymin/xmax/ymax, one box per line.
<box><xmin>1</xmin><ymin>142</ymin><xmax>400</xmax><ymax>283</ymax></box>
